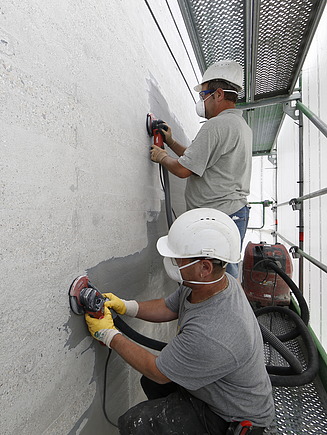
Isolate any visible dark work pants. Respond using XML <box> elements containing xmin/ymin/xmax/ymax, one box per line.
<box><xmin>118</xmin><ymin>377</ymin><xmax>229</xmax><ymax>435</ymax></box>
<box><xmin>118</xmin><ymin>377</ymin><xmax>265</xmax><ymax>435</ymax></box>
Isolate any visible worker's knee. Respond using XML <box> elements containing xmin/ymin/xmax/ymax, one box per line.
<box><xmin>140</xmin><ymin>375</ymin><xmax>178</xmax><ymax>400</ymax></box>
<box><xmin>118</xmin><ymin>391</ymin><xmax>208</xmax><ymax>435</ymax></box>
<box><xmin>118</xmin><ymin>396</ymin><xmax>178</xmax><ymax>435</ymax></box>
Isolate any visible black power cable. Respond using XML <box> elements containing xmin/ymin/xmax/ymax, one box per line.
<box><xmin>159</xmin><ymin>164</ymin><xmax>177</xmax><ymax>222</ymax></box>
<box><xmin>100</xmin><ymin>254</ymin><xmax>318</xmax><ymax>422</ymax></box>
<box><xmin>164</xmin><ymin>0</ymin><xmax>200</xmax><ymax>83</ymax></box>
<box><xmin>144</xmin><ymin>0</ymin><xmax>196</xmax><ymax>103</ymax></box>
<box><xmin>102</xmin><ymin>349</ymin><xmax>118</xmax><ymax>428</ymax></box>
<box><xmin>111</xmin><ymin>262</ymin><xmax>318</xmax><ymax>387</ymax></box>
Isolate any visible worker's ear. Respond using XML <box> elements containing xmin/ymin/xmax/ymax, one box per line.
<box><xmin>200</xmin><ymin>259</ymin><xmax>214</xmax><ymax>276</ymax></box>
<box><xmin>213</xmin><ymin>88</ymin><xmax>224</xmax><ymax>101</ymax></box>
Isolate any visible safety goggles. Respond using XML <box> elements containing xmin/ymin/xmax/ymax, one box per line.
<box><xmin>199</xmin><ymin>89</ymin><xmax>215</xmax><ymax>100</ymax></box>
<box><xmin>199</xmin><ymin>88</ymin><xmax>239</xmax><ymax>100</ymax></box>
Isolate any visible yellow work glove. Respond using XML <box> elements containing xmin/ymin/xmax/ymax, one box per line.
<box><xmin>85</xmin><ymin>306</ymin><xmax>121</xmax><ymax>347</ymax></box>
<box><xmin>158</xmin><ymin>122</ymin><xmax>174</xmax><ymax>147</ymax></box>
<box><xmin>103</xmin><ymin>292</ymin><xmax>139</xmax><ymax>317</ymax></box>
<box><xmin>150</xmin><ymin>145</ymin><xmax>168</xmax><ymax>164</ymax></box>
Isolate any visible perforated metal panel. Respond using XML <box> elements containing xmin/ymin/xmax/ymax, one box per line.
<box><xmin>178</xmin><ymin>0</ymin><xmax>327</xmax><ymax>155</ymax></box>
<box><xmin>243</xmin><ymin>104</ymin><xmax>284</xmax><ymax>156</ymax></box>
<box><xmin>259</xmin><ymin>313</ymin><xmax>327</xmax><ymax>434</ymax></box>
<box><xmin>255</xmin><ymin>0</ymin><xmax>318</xmax><ymax>100</ymax></box>
<box><xmin>178</xmin><ymin>0</ymin><xmax>246</xmax><ymax>100</ymax></box>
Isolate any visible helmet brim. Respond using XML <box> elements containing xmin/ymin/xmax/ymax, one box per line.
<box><xmin>156</xmin><ymin>234</ymin><xmax>241</xmax><ymax>263</ymax></box>
<box><xmin>156</xmin><ymin>236</ymin><xmax>197</xmax><ymax>259</ymax></box>
<box><xmin>156</xmin><ymin>235</ymin><xmax>178</xmax><ymax>258</ymax></box>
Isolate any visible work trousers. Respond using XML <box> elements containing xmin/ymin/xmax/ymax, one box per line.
<box><xmin>227</xmin><ymin>205</ymin><xmax>250</xmax><ymax>278</ymax></box>
<box><xmin>118</xmin><ymin>377</ymin><xmax>265</xmax><ymax>435</ymax></box>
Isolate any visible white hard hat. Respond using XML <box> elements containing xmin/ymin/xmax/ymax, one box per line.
<box><xmin>194</xmin><ymin>60</ymin><xmax>243</xmax><ymax>92</ymax></box>
<box><xmin>157</xmin><ymin>208</ymin><xmax>241</xmax><ymax>264</ymax></box>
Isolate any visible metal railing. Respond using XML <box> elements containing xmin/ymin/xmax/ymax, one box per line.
<box><xmin>297</xmin><ymin>101</ymin><xmax>327</xmax><ymax>139</ymax></box>
<box><xmin>273</xmin><ymin>232</ymin><xmax>327</xmax><ymax>274</ymax></box>
<box><xmin>289</xmin><ymin>187</ymin><xmax>327</xmax><ymax>210</ymax></box>
<box><xmin>275</xmin><ymin>187</ymin><xmax>327</xmax><ymax>209</ymax></box>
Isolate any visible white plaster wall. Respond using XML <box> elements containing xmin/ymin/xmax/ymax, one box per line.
<box><xmin>0</xmin><ymin>1</ymin><xmax>201</xmax><ymax>433</ymax></box>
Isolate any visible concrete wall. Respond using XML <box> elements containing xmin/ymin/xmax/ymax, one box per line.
<box><xmin>0</xmin><ymin>1</ymin><xmax>201</xmax><ymax>433</ymax></box>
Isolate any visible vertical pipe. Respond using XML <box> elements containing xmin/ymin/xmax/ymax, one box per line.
<box><xmin>274</xmin><ymin>152</ymin><xmax>278</xmax><ymax>245</ymax></box>
<box><xmin>298</xmin><ymin>75</ymin><xmax>304</xmax><ymax>293</ymax></box>
<box><xmin>244</xmin><ymin>0</ymin><xmax>260</xmax><ymax>103</ymax></box>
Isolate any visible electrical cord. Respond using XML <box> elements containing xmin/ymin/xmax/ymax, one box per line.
<box><xmin>144</xmin><ymin>0</ymin><xmax>196</xmax><ymax>103</ymax></box>
<box><xmin>101</xmin><ymin>9</ymin><xmax>184</xmax><ymax>413</ymax></box>
<box><xmin>164</xmin><ymin>0</ymin><xmax>200</xmax><ymax>83</ymax></box>
<box><xmin>100</xmin><ymin>252</ymin><xmax>318</xmax><ymax>421</ymax></box>
<box><xmin>103</xmin><ymin>348</ymin><xmax>118</xmax><ymax>428</ymax></box>
<box><xmin>101</xmin><ymin>159</ymin><xmax>174</xmax><ymax>428</ymax></box>
<box><xmin>250</xmin><ymin>258</ymin><xmax>270</xmax><ymax>284</ymax></box>
<box><xmin>159</xmin><ymin>164</ymin><xmax>177</xmax><ymax>222</ymax></box>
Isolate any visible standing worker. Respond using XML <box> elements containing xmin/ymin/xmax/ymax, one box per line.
<box><xmin>150</xmin><ymin>60</ymin><xmax>252</xmax><ymax>278</ymax></box>
<box><xmin>85</xmin><ymin>208</ymin><xmax>274</xmax><ymax>435</ymax></box>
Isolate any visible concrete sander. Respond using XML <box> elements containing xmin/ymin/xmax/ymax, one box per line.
<box><xmin>69</xmin><ymin>275</ymin><xmax>108</xmax><ymax>319</ymax></box>
<box><xmin>146</xmin><ymin>113</ymin><xmax>167</xmax><ymax>148</ymax></box>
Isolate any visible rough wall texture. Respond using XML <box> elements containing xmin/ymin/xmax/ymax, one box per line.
<box><xmin>0</xmin><ymin>0</ymin><xmax>201</xmax><ymax>433</ymax></box>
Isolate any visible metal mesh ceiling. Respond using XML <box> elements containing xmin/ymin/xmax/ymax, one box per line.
<box><xmin>243</xmin><ymin>104</ymin><xmax>285</xmax><ymax>156</ymax></box>
<box><xmin>178</xmin><ymin>0</ymin><xmax>327</xmax><ymax>155</ymax></box>
<box><xmin>255</xmin><ymin>0</ymin><xmax>318</xmax><ymax>100</ymax></box>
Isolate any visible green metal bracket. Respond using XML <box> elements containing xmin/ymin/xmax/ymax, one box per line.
<box><xmin>248</xmin><ymin>200</ymin><xmax>274</xmax><ymax>229</ymax></box>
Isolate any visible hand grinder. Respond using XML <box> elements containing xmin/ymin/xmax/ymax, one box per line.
<box><xmin>146</xmin><ymin>113</ymin><xmax>167</xmax><ymax>148</ymax></box>
<box><xmin>69</xmin><ymin>275</ymin><xmax>107</xmax><ymax>319</ymax></box>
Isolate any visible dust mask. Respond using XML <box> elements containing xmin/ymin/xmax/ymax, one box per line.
<box><xmin>163</xmin><ymin>257</ymin><xmax>225</xmax><ymax>285</ymax></box>
<box><xmin>195</xmin><ymin>99</ymin><xmax>206</xmax><ymax>118</ymax></box>
<box><xmin>195</xmin><ymin>90</ymin><xmax>217</xmax><ymax>118</ymax></box>
<box><xmin>195</xmin><ymin>89</ymin><xmax>238</xmax><ymax>118</ymax></box>
<box><xmin>163</xmin><ymin>257</ymin><xmax>200</xmax><ymax>282</ymax></box>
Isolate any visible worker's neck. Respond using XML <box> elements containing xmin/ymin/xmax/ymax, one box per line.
<box><xmin>209</xmin><ymin>101</ymin><xmax>236</xmax><ymax>119</ymax></box>
<box><xmin>188</xmin><ymin>274</ymin><xmax>229</xmax><ymax>304</ymax></box>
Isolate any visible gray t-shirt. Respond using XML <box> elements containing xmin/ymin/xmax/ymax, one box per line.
<box><xmin>156</xmin><ymin>275</ymin><xmax>274</xmax><ymax>426</ymax></box>
<box><xmin>178</xmin><ymin>109</ymin><xmax>252</xmax><ymax>215</ymax></box>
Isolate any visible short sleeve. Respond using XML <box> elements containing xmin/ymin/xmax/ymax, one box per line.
<box><xmin>156</xmin><ymin>323</ymin><xmax>237</xmax><ymax>390</ymax></box>
<box><xmin>178</xmin><ymin>120</ymin><xmax>222</xmax><ymax>176</ymax></box>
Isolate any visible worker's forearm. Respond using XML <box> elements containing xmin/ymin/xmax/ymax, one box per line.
<box><xmin>110</xmin><ymin>334</ymin><xmax>171</xmax><ymax>384</ymax></box>
<box><xmin>137</xmin><ymin>298</ymin><xmax>178</xmax><ymax>322</ymax></box>
<box><xmin>160</xmin><ymin>155</ymin><xmax>192</xmax><ymax>178</ymax></box>
<box><xmin>168</xmin><ymin>139</ymin><xmax>187</xmax><ymax>157</ymax></box>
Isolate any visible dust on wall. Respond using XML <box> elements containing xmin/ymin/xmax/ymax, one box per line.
<box><xmin>0</xmin><ymin>0</ymin><xmax>201</xmax><ymax>433</ymax></box>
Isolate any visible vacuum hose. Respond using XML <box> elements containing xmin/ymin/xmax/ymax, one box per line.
<box><xmin>113</xmin><ymin>261</ymin><xmax>319</xmax><ymax>387</ymax></box>
<box><xmin>256</xmin><ymin>307</ymin><xmax>319</xmax><ymax>386</ymax></box>
<box><xmin>161</xmin><ymin>165</ymin><xmax>174</xmax><ymax>228</ymax></box>
<box><xmin>114</xmin><ymin>316</ymin><xmax>166</xmax><ymax>351</ymax></box>
<box><xmin>255</xmin><ymin>260</ymin><xmax>309</xmax><ymax>342</ymax></box>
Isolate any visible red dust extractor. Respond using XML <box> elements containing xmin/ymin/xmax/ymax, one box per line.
<box><xmin>242</xmin><ymin>242</ymin><xmax>293</xmax><ymax>307</ymax></box>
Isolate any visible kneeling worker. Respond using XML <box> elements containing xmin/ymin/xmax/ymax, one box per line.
<box><xmin>85</xmin><ymin>208</ymin><xmax>275</xmax><ymax>434</ymax></box>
